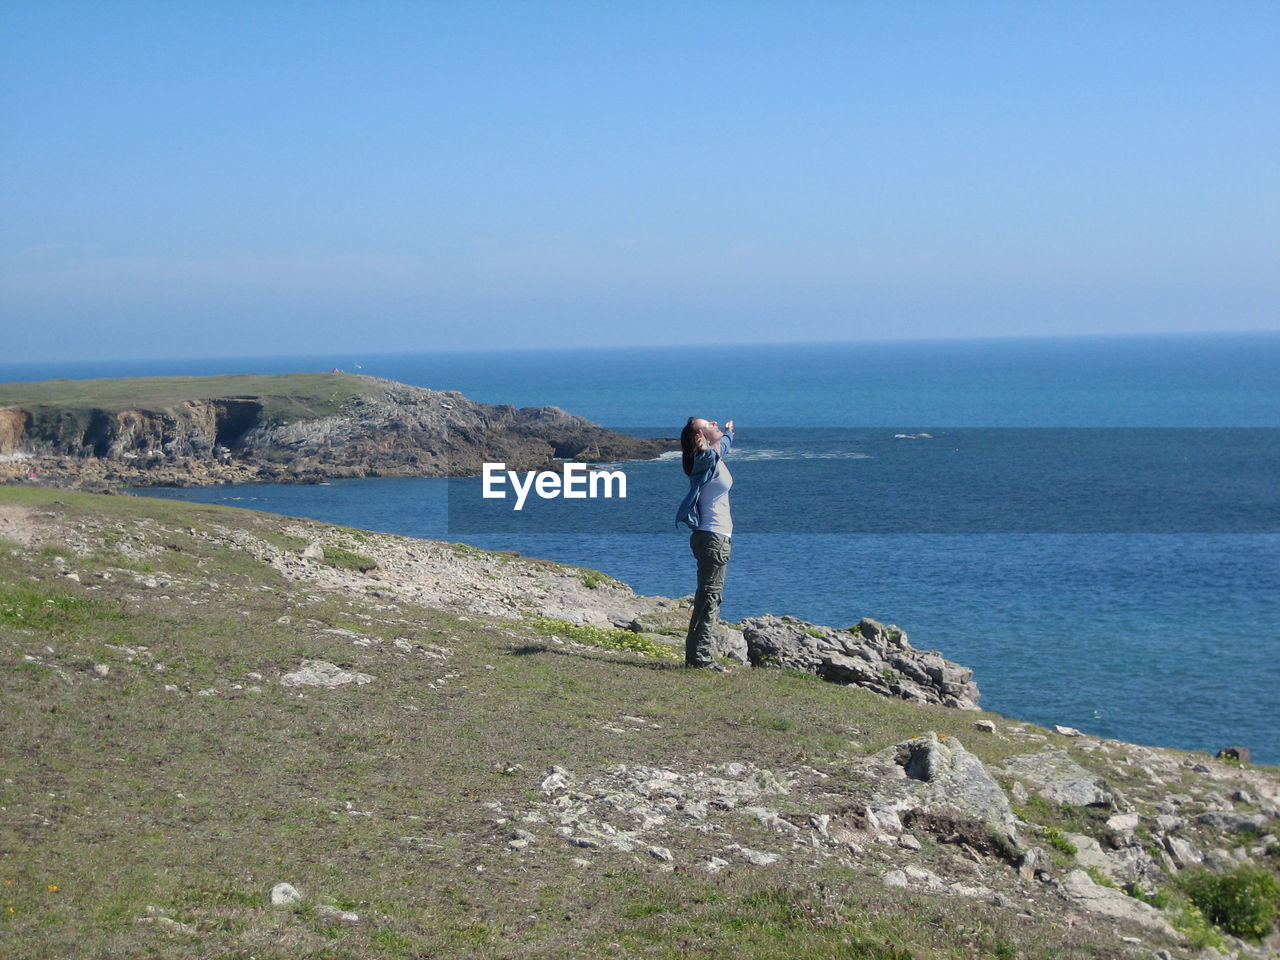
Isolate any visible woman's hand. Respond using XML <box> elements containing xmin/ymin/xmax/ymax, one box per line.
<box><xmin>724</xmin><ymin>420</ymin><xmax>734</xmax><ymax>433</ymax></box>
<box><xmin>694</xmin><ymin>431</ymin><xmax>709</xmax><ymax>452</ymax></box>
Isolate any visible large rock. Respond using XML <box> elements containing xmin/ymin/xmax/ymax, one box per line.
<box><xmin>849</xmin><ymin>733</ymin><xmax>1018</xmax><ymax>839</ymax></box>
<box><xmin>1060</xmin><ymin>870</ymin><xmax>1177</xmax><ymax>935</ymax></box>
<box><xmin>897</xmin><ymin>733</ymin><xmax>1018</xmax><ymax>834</ymax></box>
<box><xmin>740</xmin><ymin>615</ymin><xmax>979</xmax><ymax>709</ymax></box>
<box><xmin>281</xmin><ymin>660</ymin><xmax>374</xmax><ymax>688</ymax></box>
<box><xmin>1001</xmin><ymin>750</ymin><xmax>1115</xmax><ymax>808</ymax></box>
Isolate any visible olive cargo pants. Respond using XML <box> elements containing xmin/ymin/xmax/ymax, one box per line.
<box><xmin>686</xmin><ymin>530</ymin><xmax>731</xmax><ymax>667</ymax></box>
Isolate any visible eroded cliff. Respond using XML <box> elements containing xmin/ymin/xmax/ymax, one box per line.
<box><xmin>0</xmin><ymin>372</ymin><xmax>674</xmax><ymax>488</ymax></box>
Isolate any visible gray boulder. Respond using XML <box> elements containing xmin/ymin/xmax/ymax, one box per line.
<box><xmin>1061</xmin><ymin>870</ymin><xmax>1177</xmax><ymax>936</ymax></box>
<box><xmin>1001</xmin><ymin>750</ymin><xmax>1114</xmax><ymax>808</ymax></box>
<box><xmin>897</xmin><ymin>733</ymin><xmax>1018</xmax><ymax>834</ymax></box>
<box><xmin>281</xmin><ymin>660</ymin><xmax>375</xmax><ymax>688</ymax></box>
<box><xmin>740</xmin><ymin>615</ymin><xmax>979</xmax><ymax>709</ymax></box>
<box><xmin>849</xmin><ymin>733</ymin><xmax>1018</xmax><ymax>840</ymax></box>
<box><xmin>1198</xmin><ymin>810</ymin><xmax>1270</xmax><ymax>834</ymax></box>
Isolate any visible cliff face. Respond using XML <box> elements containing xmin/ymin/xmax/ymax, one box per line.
<box><xmin>0</xmin><ymin>375</ymin><xmax>674</xmax><ymax>487</ymax></box>
<box><xmin>0</xmin><ymin>407</ymin><xmax>31</xmax><ymax>455</ymax></box>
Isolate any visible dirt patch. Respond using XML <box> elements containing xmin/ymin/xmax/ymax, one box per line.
<box><xmin>0</xmin><ymin>503</ymin><xmax>39</xmax><ymax>545</ymax></box>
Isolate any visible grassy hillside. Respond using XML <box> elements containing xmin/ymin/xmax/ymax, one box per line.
<box><xmin>0</xmin><ymin>372</ymin><xmax>374</xmax><ymax>423</ymax></box>
<box><xmin>0</xmin><ymin>488</ymin><xmax>1273</xmax><ymax>959</ymax></box>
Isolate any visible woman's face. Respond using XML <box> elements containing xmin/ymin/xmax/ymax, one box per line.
<box><xmin>693</xmin><ymin>418</ymin><xmax>723</xmax><ymax>444</ymax></box>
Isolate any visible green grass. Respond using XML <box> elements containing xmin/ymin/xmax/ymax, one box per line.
<box><xmin>0</xmin><ymin>584</ymin><xmax>115</xmax><ymax>629</ymax></box>
<box><xmin>0</xmin><ymin>372</ymin><xmax>387</xmax><ymax>433</ymax></box>
<box><xmin>0</xmin><ymin>486</ymin><xmax>1209</xmax><ymax>960</ymax></box>
<box><xmin>319</xmin><ymin>545</ymin><xmax>378</xmax><ymax>573</ymax></box>
<box><xmin>578</xmin><ymin>568</ymin><xmax>612</xmax><ymax>589</ymax></box>
<box><xmin>1038</xmin><ymin>826</ymin><xmax>1078</xmax><ymax>858</ymax></box>
<box><xmin>527</xmin><ymin>615</ymin><xmax>681</xmax><ymax>661</ymax></box>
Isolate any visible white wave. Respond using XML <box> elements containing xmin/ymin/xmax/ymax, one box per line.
<box><xmin>730</xmin><ymin>448</ymin><xmax>872</xmax><ymax>461</ymax></box>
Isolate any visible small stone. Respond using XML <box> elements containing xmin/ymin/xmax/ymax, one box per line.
<box><xmin>1106</xmin><ymin>812</ymin><xmax>1140</xmax><ymax>833</ymax></box>
<box><xmin>904</xmin><ymin>866</ymin><xmax>946</xmax><ymax>890</ymax></box>
<box><xmin>62</xmin><ymin>571</ymin><xmax>80</xmax><ymax>582</ymax></box>
<box><xmin>508</xmin><ymin>838</ymin><xmax>530</xmax><ymax>850</ymax></box>
<box><xmin>974</xmin><ymin>719</ymin><xmax>997</xmax><ymax>733</ymax></box>
<box><xmin>270</xmin><ymin>882</ymin><xmax>303</xmax><ymax>906</ymax></box>
<box><xmin>164</xmin><ymin>684</ymin><xmax>179</xmax><ymax>693</ymax></box>
<box><xmin>301</xmin><ymin>542</ymin><xmax>324</xmax><ymax>560</ymax></box>
<box><xmin>703</xmin><ymin>856</ymin><xmax>730</xmax><ymax>874</ymax></box>
<box><xmin>1162</xmin><ymin>835</ymin><xmax>1203</xmax><ymax>869</ymax></box>
<box><xmin>315</xmin><ymin>905</ymin><xmax>360</xmax><ymax>924</ymax></box>
<box><xmin>135</xmin><ymin>916</ymin><xmax>196</xmax><ymax>934</ymax></box>
<box><xmin>898</xmin><ymin>834</ymin><xmax>922</xmax><ymax>851</ymax></box>
<box><xmin>727</xmin><ymin>843</ymin><xmax>779</xmax><ymax>866</ymax></box>
<box><xmin>948</xmin><ymin>882</ymin><xmax>992</xmax><ymax>898</ymax></box>
<box><xmin>648</xmin><ymin>846</ymin><xmax>674</xmax><ymax>862</ymax></box>
<box><xmin>1052</xmin><ymin>725</ymin><xmax>1083</xmax><ymax>737</ymax></box>
<box><xmin>93</xmin><ymin>663</ymin><xmax>110</xmax><ymax>677</ymax></box>
<box><xmin>882</xmin><ymin>869</ymin><xmax>909</xmax><ymax>888</ymax></box>
<box><xmin>571</xmin><ymin>858</ymin><xmax>592</xmax><ymax>868</ymax></box>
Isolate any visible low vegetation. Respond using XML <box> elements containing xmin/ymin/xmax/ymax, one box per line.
<box><xmin>0</xmin><ymin>371</ymin><xmax>369</xmax><ymax>423</ymax></box>
<box><xmin>1</xmin><ymin>486</ymin><xmax>1276</xmax><ymax>959</ymax></box>
<box><xmin>1177</xmin><ymin>865</ymin><xmax>1279</xmax><ymax>941</ymax></box>
<box><xmin>319</xmin><ymin>545</ymin><xmax>379</xmax><ymax>573</ymax></box>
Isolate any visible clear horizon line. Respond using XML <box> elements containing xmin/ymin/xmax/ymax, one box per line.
<box><xmin>5</xmin><ymin>326</ymin><xmax>1279</xmax><ymax>369</ymax></box>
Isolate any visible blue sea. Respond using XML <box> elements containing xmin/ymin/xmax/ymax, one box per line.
<box><xmin>3</xmin><ymin>333</ymin><xmax>1277</xmax><ymax>764</ymax></box>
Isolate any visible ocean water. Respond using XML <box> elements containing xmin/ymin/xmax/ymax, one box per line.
<box><xmin>3</xmin><ymin>333</ymin><xmax>1278</xmax><ymax>763</ymax></box>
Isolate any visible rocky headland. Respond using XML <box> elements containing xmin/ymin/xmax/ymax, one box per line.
<box><xmin>2</xmin><ymin>487</ymin><xmax>1277</xmax><ymax>960</ymax></box>
<box><xmin>0</xmin><ymin>371</ymin><xmax>675</xmax><ymax>490</ymax></box>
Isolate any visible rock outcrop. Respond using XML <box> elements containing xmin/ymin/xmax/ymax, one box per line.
<box><xmin>740</xmin><ymin>614</ymin><xmax>980</xmax><ymax>709</ymax></box>
<box><xmin>0</xmin><ymin>373</ymin><xmax>676</xmax><ymax>488</ymax></box>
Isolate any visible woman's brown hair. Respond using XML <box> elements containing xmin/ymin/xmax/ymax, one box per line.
<box><xmin>680</xmin><ymin>417</ymin><xmax>702</xmax><ymax>476</ymax></box>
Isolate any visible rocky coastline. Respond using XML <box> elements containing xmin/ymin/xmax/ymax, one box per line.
<box><xmin>0</xmin><ymin>371</ymin><xmax>676</xmax><ymax>491</ymax></box>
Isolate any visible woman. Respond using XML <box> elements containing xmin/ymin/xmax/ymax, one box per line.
<box><xmin>675</xmin><ymin>416</ymin><xmax>735</xmax><ymax>670</ymax></box>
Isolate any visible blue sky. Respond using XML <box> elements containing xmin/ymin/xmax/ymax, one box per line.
<box><xmin>1</xmin><ymin>1</ymin><xmax>1277</xmax><ymax>361</ymax></box>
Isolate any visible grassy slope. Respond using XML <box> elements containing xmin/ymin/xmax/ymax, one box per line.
<box><xmin>0</xmin><ymin>487</ymin><xmax>1241</xmax><ymax>959</ymax></box>
<box><xmin>0</xmin><ymin>372</ymin><xmax>378</xmax><ymax>423</ymax></box>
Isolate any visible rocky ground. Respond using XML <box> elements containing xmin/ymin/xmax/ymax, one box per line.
<box><xmin>1</xmin><ymin>488</ymin><xmax>1277</xmax><ymax>959</ymax></box>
